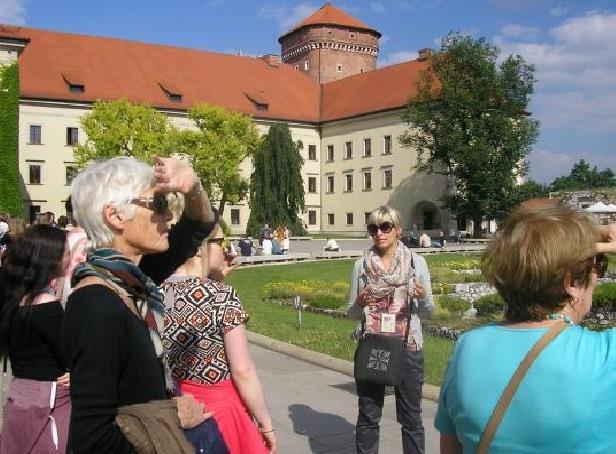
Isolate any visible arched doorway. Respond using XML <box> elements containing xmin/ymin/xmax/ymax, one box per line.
<box><xmin>411</xmin><ymin>201</ymin><xmax>441</xmax><ymax>231</ymax></box>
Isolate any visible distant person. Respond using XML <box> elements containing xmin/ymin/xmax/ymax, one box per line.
<box><xmin>238</xmin><ymin>235</ymin><xmax>254</xmax><ymax>257</ymax></box>
<box><xmin>282</xmin><ymin>226</ymin><xmax>290</xmax><ymax>254</ymax></box>
<box><xmin>0</xmin><ymin>220</ymin><xmax>12</xmax><ymax>265</ymax></box>
<box><xmin>439</xmin><ymin>231</ymin><xmax>445</xmax><ymax>248</ymax></box>
<box><xmin>271</xmin><ymin>238</ymin><xmax>282</xmax><ymax>255</ymax></box>
<box><xmin>325</xmin><ymin>238</ymin><xmax>339</xmax><ymax>252</ymax></box>
<box><xmin>57</xmin><ymin>215</ymin><xmax>69</xmax><ymax>229</ymax></box>
<box><xmin>260</xmin><ymin>223</ymin><xmax>271</xmax><ymax>244</ymax></box>
<box><xmin>419</xmin><ymin>233</ymin><xmax>431</xmax><ymax>248</ymax></box>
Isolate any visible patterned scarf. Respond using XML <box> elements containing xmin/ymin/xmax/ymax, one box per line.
<box><xmin>363</xmin><ymin>241</ymin><xmax>414</xmax><ymax>301</ymax></box>
<box><xmin>72</xmin><ymin>248</ymin><xmax>172</xmax><ymax>391</ymax></box>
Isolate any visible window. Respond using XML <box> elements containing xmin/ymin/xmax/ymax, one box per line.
<box><xmin>363</xmin><ymin>138</ymin><xmax>372</xmax><ymax>157</ymax></box>
<box><xmin>65</xmin><ymin>166</ymin><xmax>78</xmax><ymax>185</ymax></box>
<box><xmin>308</xmin><ymin>210</ymin><xmax>317</xmax><ymax>225</ymax></box>
<box><xmin>337</xmin><ymin>64</ymin><xmax>342</xmax><ymax>72</ymax></box>
<box><xmin>326</xmin><ymin>175</ymin><xmax>335</xmax><ymax>193</ymax></box>
<box><xmin>29</xmin><ymin>205</ymin><xmax>41</xmax><ymax>224</ymax></box>
<box><xmin>363</xmin><ymin>171</ymin><xmax>372</xmax><ymax>191</ymax></box>
<box><xmin>294</xmin><ymin>65</ymin><xmax>299</xmax><ymax>70</ymax></box>
<box><xmin>326</xmin><ymin>144</ymin><xmax>334</xmax><ymax>161</ymax></box>
<box><xmin>304</xmin><ymin>60</ymin><xmax>310</xmax><ymax>71</ymax></box>
<box><xmin>383</xmin><ymin>169</ymin><xmax>393</xmax><ymax>189</ymax></box>
<box><xmin>29</xmin><ymin>125</ymin><xmax>41</xmax><ymax>145</ymax></box>
<box><xmin>29</xmin><ymin>164</ymin><xmax>41</xmax><ymax>184</ymax></box>
<box><xmin>344</xmin><ymin>141</ymin><xmax>353</xmax><ymax>159</ymax></box>
<box><xmin>231</xmin><ymin>209</ymin><xmax>240</xmax><ymax>225</ymax></box>
<box><xmin>346</xmin><ymin>212</ymin><xmax>354</xmax><ymax>225</ymax></box>
<box><xmin>364</xmin><ymin>212</ymin><xmax>371</xmax><ymax>225</ymax></box>
<box><xmin>327</xmin><ymin>213</ymin><xmax>335</xmax><ymax>225</ymax></box>
<box><xmin>383</xmin><ymin>135</ymin><xmax>392</xmax><ymax>154</ymax></box>
<box><xmin>344</xmin><ymin>173</ymin><xmax>353</xmax><ymax>192</ymax></box>
<box><xmin>308</xmin><ymin>144</ymin><xmax>317</xmax><ymax>160</ymax></box>
<box><xmin>308</xmin><ymin>177</ymin><xmax>317</xmax><ymax>193</ymax></box>
<box><xmin>66</xmin><ymin>127</ymin><xmax>79</xmax><ymax>146</ymax></box>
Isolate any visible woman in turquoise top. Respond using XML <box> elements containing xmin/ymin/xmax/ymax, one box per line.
<box><xmin>435</xmin><ymin>201</ymin><xmax>615</xmax><ymax>453</ymax></box>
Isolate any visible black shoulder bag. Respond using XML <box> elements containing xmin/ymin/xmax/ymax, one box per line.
<box><xmin>353</xmin><ymin>257</ymin><xmax>414</xmax><ymax>387</ymax></box>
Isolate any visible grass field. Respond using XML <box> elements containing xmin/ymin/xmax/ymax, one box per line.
<box><xmin>226</xmin><ymin>258</ymin><xmax>458</xmax><ymax>386</ymax></box>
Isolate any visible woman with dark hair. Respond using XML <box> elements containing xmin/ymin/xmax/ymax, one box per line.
<box><xmin>0</xmin><ymin>224</ymin><xmax>71</xmax><ymax>453</ymax></box>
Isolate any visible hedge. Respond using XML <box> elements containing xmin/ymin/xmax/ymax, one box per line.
<box><xmin>0</xmin><ymin>63</ymin><xmax>22</xmax><ymax>216</ymax></box>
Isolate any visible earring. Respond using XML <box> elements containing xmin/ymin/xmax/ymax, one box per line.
<box><xmin>570</xmin><ymin>296</ymin><xmax>579</xmax><ymax>306</ymax></box>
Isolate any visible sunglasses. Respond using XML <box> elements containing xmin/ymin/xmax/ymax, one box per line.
<box><xmin>367</xmin><ymin>222</ymin><xmax>394</xmax><ymax>236</ymax></box>
<box><xmin>207</xmin><ymin>237</ymin><xmax>227</xmax><ymax>249</ymax></box>
<box><xmin>594</xmin><ymin>253</ymin><xmax>608</xmax><ymax>278</ymax></box>
<box><xmin>130</xmin><ymin>193</ymin><xmax>169</xmax><ymax>215</ymax></box>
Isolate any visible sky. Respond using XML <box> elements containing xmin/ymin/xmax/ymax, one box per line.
<box><xmin>1</xmin><ymin>0</ymin><xmax>615</xmax><ymax>183</ymax></box>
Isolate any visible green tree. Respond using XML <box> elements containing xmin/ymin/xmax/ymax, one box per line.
<box><xmin>247</xmin><ymin>123</ymin><xmax>306</xmax><ymax>236</ymax></box>
<box><xmin>514</xmin><ymin>179</ymin><xmax>549</xmax><ymax>204</ymax></box>
<box><xmin>549</xmin><ymin>159</ymin><xmax>616</xmax><ymax>191</ymax></box>
<box><xmin>0</xmin><ymin>63</ymin><xmax>22</xmax><ymax>216</ymax></box>
<box><xmin>73</xmin><ymin>99</ymin><xmax>173</xmax><ymax>166</ymax></box>
<box><xmin>400</xmin><ymin>33</ymin><xmax>539</xmax><ymax>236</ymax></box>
<box><xmin>170</xmin><ymin>103</ymin><xmax>260</xmax><ymax>215</ymax></box>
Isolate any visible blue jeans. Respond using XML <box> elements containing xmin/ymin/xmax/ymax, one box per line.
<box><xmin>355</xmin><ymin>350</ymin><xmax>425</xmax><ymax>454</ymax></box>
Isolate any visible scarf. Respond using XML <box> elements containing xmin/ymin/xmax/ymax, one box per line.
<box><xmin>72</xmin><ymin>248</ymin><xmax>172</xmax><ymax>391</ymax></box>
<box><xmin>363</xmin><ymin>241</ymin><xmax>414</xmax><ymax>301</ymax></box>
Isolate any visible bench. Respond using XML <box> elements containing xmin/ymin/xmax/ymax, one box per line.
<box><xmin>237</xmin><ymin>253</ymin><xmax>311</xmax><ymax>265</ymax></box>
<box><xmin>312</xmin><ymin>250</ymin><xmax>363</xmax><ymax>259</ymax></box>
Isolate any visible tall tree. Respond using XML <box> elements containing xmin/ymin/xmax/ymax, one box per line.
<box><xmin>400</xmin><ymin>33</ymin><xmax>539</xmax><ymax>236</ymax></box>
<box><xmin>0</xmin><ymin>63</ymin><xmax>22</xmax><ymax>216</ymax></box>
<box><xmin>550</xmin><ymin>159</ymin><xmax>616</xmax><ymax>191</ymax></box>
<box><xmin>73</xmin><ymin>99</ymin><xmax>173</xmax><ymax>166</ymax></box>
<box><xmin>247</xmin><ymin>123</ymin><xmax>306</xmax><ymax>236</ymax></box>
<box><xmin>170</xmin><ymin>103</ymin><xmax>260</xmax><ymax>215</ymax></box>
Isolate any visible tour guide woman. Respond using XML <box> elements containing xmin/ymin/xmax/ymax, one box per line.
<box><xmin>435</xmin><ymin>202</ymin><xmax>615</xmax><ymax>453</ymax></box>
<box><xmin>347</xmin><ymin>206</ymin><xmax>434</xmax><ymax>454</ymax></box>
<box><xmin>63</xmin><ymin>156</ymin><xmax>218</xmax><ymax>453</ymax></box>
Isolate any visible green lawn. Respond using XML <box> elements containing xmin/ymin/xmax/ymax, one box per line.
<box><xmin>226</xmin><ymin>258</ymin><xmax>457</xmax><ymax>386</ymax></box>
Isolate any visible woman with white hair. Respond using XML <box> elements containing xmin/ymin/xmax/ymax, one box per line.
<box><xmin>63</xmin><ymin>156</ymin><xmax>219</xmax><ymax>453</ymax></box>
<box><xmin>347</xmin><ymin>205</ymin><xmax>434</xmax><ymax>454</ymax></box>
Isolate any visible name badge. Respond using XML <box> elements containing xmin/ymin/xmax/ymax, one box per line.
<box><xmin>380</xmin><ymin>313</ymin><xmax>396</xmax><ymax>333</ymax></box>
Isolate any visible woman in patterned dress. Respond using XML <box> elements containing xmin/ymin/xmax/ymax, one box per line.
<box><xmin>162</xmin><ymin>222</ymin><xmax>277</xmax><ymax>454</ymax></box>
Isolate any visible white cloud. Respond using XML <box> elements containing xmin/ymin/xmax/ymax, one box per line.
<box><xmin>258</xmin><ymin>3</ymin><xmax>319</xmax><ymax>31</ymax></box>
<box><xmin>0</xmin><ymin>0</ymin><xmax>26</xmax><ymax>25</ymax></box>
<box><xmin>500</xmin><ymin>24</ymin><xmax>540</xmax><ymax>39</ymax></box>
<box><xmin>549</xmin><ymin>4</ymin><xmax>570</xmax><ymax>17</ymax></box>
<box><xmin>370</xmin><ymin>2</ymin><xmax>386</xmax><ymax>13</ymax></box>
<box><xmin>494</xmin><ymin>12</ymin><xmax>616</xmax><ymax>132</ymax></box>
<box><xmin>528</xmin><ymin>148</ymin><xmax>616</xmax><ymax>183</ymax></box>
<box><xmin>379</xmin><ymin>50</ymin><xmax>418</xmax><ymax>67</ymax></box>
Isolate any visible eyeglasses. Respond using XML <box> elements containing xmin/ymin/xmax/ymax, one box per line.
<box><xmin>594</xmin><ymin>253</ymin><xmax>608</xmax><ymax>278</ymax></box>
<box><xmin>130</xmin><ymin>193</ymin><xmax>169</xmax><ymax>216</ymax></box>
<box><xmin>367</xmin><ymin>222</ymin><xmax>394</xmax><ymax>236</ymax></box>
<box><xmin>207</xmin><ymin>237</ymin><xmax>227</xmax><ymax>249</ymax></box>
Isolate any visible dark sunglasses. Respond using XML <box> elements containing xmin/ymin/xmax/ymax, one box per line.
<box><xmin>594</xmin><ymin>253</ymin><xmax>608</xmax><ymax>278</ymax></box>
<box><xmin>367</xmin><ymin>222</ymin><xmax>394</xmax><ymax>236</ymax></box>
<box><xmin>207</xmin><ymin>237</ymin><xmax>227</xmax><ymax>248</ymax></box>
<box><xmin>130</xmin><ymin>193</ymin><xmax>169</xmax><ymax>215</ymax></box>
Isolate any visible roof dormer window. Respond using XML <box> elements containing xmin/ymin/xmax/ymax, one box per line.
<box><xmin>158</xmin><ymin>81</ymin><xmax>183</xmax><ymax>103</ymax></box>
<box><xmin>244</xmin><ymin>92</ymin><xmax>269</xmax><ymax>112</ymax></box>
<box><xmin>62</xmin><ymin>72</ymin><xmax>85</xmax><ymax>94</ymax></box>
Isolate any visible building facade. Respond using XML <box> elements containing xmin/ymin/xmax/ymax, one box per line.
<box><xmin>0</xmin><ymin>5</ymin><xmax>453</xmax><ymax>236</ymax></box>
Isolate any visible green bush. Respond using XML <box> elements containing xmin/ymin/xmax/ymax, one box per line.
<box><xmin>432</xmin><ymin>282</ymin><xmax>456</xmax><ymax>295</ymax></box>
<box><xmin>0</xmin><ymin>63</ymin><xmax>22</xmax><ymax>216</ymax></box>
<box><xmin>593</xmin><ymin>283</ymin><xmax>616</xmax><ymax>312</ymax></box>
<box><xmin>438</xmin><ymin>295</ymin><xmax>471</xmax><ymax>314</ymax></box>
<box><xmin>475</xmin><ymin>293</ymin><xmax>505</xmax><ymax>316</ymax></box>
<box><xmin>312</xmin><ymin>293</ymin><xmax>345</xmax><ymax>310</ymax></box>
<box><xmin>263</xmin><ymin>279</ymin><xmax>348</xmax><ymax>305</ymax></box>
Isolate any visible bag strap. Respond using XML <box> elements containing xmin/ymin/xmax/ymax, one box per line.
<box><xmin>477</xmin><ymin>321</ymin><xmax>569</xmax><ymax>453</ymax></box>
<box><xmin>73</xmin><ymin>276</ymin><xmax>140</xmax><ymax>319</ymax></box>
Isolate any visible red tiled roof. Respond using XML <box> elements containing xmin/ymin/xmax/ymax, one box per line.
<box><xmin>1</xmin><ymin>24</ymin><xmax>430</xmax><ymax>124</ymax></box>
<box><xmin>2</xmin><ymin>25</ymin><xmax>321</xmax><ymax>123</ymax></box>
<box><xmin>279</xmin><ymin>4</ymin><xmax>380</xmax><ymax>40</ymax></box>
<box><xmin>321</xmin><ymin>60</ymin><xmax>433</xmax><ymax>122</ymax></box>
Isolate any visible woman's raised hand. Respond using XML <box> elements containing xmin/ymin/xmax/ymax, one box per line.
<box><xmin>596</xmin><ymin>223</ymin><xmax>616</xmax><ymax>254</ymax></box>
<box><xmin>153</xmin><ymin>156</ymin><xmax>200</xmax><ymax>195</ymax></box>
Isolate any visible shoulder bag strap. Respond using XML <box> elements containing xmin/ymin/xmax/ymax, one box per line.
<box><xmin>73</xmin><ymin>276</ymin><xmax>140</xmax><ymax>319</ymax></box>
<box><xmin>477</xmin><ymin>321</ymin><xmax>569</xmax><ymax>453</ymax></box>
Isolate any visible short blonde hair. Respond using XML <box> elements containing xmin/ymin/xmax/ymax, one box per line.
<box><xmin>481</xmin><ymin>201</ymin><xmax>599</xmax><ymax>322</ymax></box>
<box><xmin>367</xmin><ymin>206</ymin><xmax>402</xmax><ymax>227</ymax></box>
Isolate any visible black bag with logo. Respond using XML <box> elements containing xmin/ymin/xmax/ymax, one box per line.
<box><xmin>354</xmin><ymin>333</ymin><xmax>405</xmax><ymax>386</ymax></box>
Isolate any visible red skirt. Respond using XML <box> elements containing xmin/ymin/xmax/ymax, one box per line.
<box><xmin>179</xmin><ymin>379</ymin><xmax>268</xmax><ymax>454</ymax></box>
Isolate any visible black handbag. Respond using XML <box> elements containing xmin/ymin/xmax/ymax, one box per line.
<box><xmin>354</xmin><ymin>333</ymin><xmax>405</xmax><ymax>386</ymax></box>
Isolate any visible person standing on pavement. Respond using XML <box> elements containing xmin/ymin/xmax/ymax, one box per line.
<box><xmin>347</xmin><ymin>206</ymin><xmax>434</xmax><ymax>454</ymax></box>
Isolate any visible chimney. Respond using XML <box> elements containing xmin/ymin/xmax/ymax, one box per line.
<box><xmin>417</xmin><ymin>48</ymin><xmax>432</xmax><ymax>61</ymax></box>
<box><xmin>259</xmin><ymin>54</ymin><xmax>282</xmax><ymax>67</ymax></box>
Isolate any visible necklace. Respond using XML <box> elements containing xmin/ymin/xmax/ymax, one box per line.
<box><xmin>547</xmin><ymin>313</ymin><xmax>574</xmax><ymax>324</ymax></box>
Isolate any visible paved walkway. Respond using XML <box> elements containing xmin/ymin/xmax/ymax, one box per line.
<box><xmin>251</xmin><ymin>343</ymin><xmax>440</xmax><ymax>453</ymax></box>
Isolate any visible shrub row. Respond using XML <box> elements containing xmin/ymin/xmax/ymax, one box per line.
<box><xmin>263</xmin><ymin>280</ymin><xmax>349</xmax><ymax>310</ymax></box>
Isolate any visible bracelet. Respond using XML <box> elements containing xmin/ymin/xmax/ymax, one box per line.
<box><xmin>259</xmin><ymin>428</ymin><xmax>275</xmax><ymax>434</ymax></box>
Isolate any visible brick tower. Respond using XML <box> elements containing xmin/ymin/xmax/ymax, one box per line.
<box><xmin>278</xmin><ymin>3</ymin><xmax>381</xmax><ymax>84</ymax></box>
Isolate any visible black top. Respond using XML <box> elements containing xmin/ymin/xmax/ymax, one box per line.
<box><xmin>9</xmin><ymin>300</ymin><xmax>66</xmax><ymax>381</ymax></box>
<box><xmin>63</xmin><ymin>214</ymin><xmax>215</xmax><ymax>454</ymax></box>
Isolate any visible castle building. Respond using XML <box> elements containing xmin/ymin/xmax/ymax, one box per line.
<box><xmin>0</xmin><ymin>4</ymin><xmax>452</xmax><ymax>235</ymax></box>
